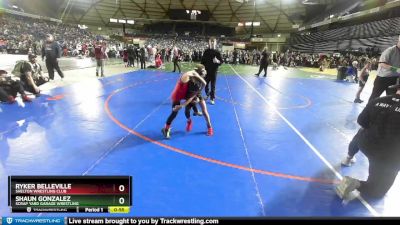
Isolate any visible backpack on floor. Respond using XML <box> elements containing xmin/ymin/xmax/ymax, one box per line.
<box><xmin>11</xmin><ymin>60</ymin><xmax>28</xmax><ymax>77</ymax></box>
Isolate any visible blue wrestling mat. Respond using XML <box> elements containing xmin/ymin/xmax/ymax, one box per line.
<box><xmin>1</xmin><ymin>69</ymin><xmax>399</xmax><ymax>217</ymax></box>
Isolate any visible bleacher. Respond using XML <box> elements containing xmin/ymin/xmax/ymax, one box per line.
<box><xmin>290</xmin><ymin>17</ymin><xmax>400</xmax><ymax>53</ymax></box>
<box><xmin>306</xmin><ymin>0</ymin><xmax>363</xmax><ymax>25</ymax></box>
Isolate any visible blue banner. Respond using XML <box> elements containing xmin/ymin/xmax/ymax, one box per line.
<box><xmin>1</xmin><ymin>217</ymin><xmax>65</xmax><ymax>225</ymax></box>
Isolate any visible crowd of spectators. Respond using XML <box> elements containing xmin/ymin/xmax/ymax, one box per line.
<box><xmin>143</xmin><ymin>35</ymin><xmax>218</xmax><ymax>63</ymax></box>
<box><xmin>0</xmin><ymin>14</ymin><xmax>122</xmax><ymax>57</ymax></box>
<box><xmin>271</xmin><ymin>51</ymin><xmax>379</xmax><ymax>70</ymax></box>
<box><xmin>0</xmin><ymin>13</ymin><xmax>383</xmax><ymax>79</ymax></box>
<box><xmin>139</xmin><ymin>34</ymin><xmax>382</xmax><ymax>80</ymax></box>
<box><xmin>0</xmin><ymin>14</ymin><xmax>92</xmax><ymax>54</ymax></box>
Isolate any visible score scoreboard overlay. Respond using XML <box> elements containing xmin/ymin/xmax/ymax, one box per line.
<box><xmin>8</xmin><ymin>176</ymin><xmax>132</xmax><ymax>213</ymax></box>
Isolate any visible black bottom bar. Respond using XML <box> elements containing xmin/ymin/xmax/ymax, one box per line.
<box><xmin>65</xmin><ymin>218</ymin><xmax>400</xmax><ymax>225</ymax></box>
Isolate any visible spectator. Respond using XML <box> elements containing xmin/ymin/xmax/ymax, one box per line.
<box><xmin>139</xmin><ymin>47</ymin><xmax>146</xmax><ymax>69</ymax></box>
<box><xmin>155</xmin><ymin>53</ymin><xmax>163</xmax><ymax>68</ymax></box>
<box><xmin>94</xmin><ymin>40</ymin><xmax>108</xmax><ymax>77</ymax></box>
<box><xmin>254</xmin><ymin>47</ymin><xmax>270</xmax><ymax>77</ymax></box>
<box><xmin>122</xmin><ymin>48</ymin><xmax>128</xmax><ymax>67</ymax></box>
<box><xmin>0</xmin><ymin>70</ymin><xmax>32</xmax><ymax>103</ymax></box>
<box><xmin>345</xmin><ymin>61</ymin><xmax>358</xmax><ymax>83</ymax></box>
<box><xmin>17</xmin><ymin>54</ymin><xmax>47</xmax><ymax>96</ymax></box>
<box><xmin>127</xmin><ymin>45</ymin><xmax>135</xmax><ymax>67</ymax></box>
<box><xmin>42</xmin><ymin>34</ymin><xmax>64</xmax><ymax>80</ymax></box>
<box><xmin>172</xmin><ymin>45</ymin><xmax>181</xmax><ymax>73</ymax></box>
<box><xmin>354</xmin><ymin>59</ymin><xmax>371</xmax><ymax>103</ymax></box>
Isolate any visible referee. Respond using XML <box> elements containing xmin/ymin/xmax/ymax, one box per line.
<box><xmin>201</xmin><ymin>37</ymin><xmax>222</xmax><ymax>105</ymax></box>
<box><xmin>368</xmin><ymin>36</ymin><xmax>400</xmax><ymax>102</ymax></box>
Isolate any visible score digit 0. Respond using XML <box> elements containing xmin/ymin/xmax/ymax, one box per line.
<box><xmin>118</xmin><ymin>185</ymin><xmax>125</xmax><ymax>192</ymax></box>
<box><xmin>119</xmin><ymin>197</ymin><xmax>125</xmax><ymax>205</ymax></box>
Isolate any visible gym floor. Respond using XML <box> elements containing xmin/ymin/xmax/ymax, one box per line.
<box><xmin>0</xmin><ymin>58</ymin><xmax>399</xmax><ymax>217</ymax></box>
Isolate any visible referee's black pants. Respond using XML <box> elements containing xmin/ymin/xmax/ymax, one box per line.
<box><xmin>205</xmin><ymin>71</ymin><xmax>217</xmax><ymax>100</ymax></box>
<box><xmin>173</xmin><ymin>58</ymin><xmax>181</xmax><ymax>73</ymax></box>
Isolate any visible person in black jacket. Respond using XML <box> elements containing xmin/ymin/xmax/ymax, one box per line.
<box><xmin>336</xmin><ymin>80</ymin><xmax>400</xmax><ymax>202</ymax></box>
<box><xmin>201</xmin><ymin>37</ymin><xmax>222</xmax><ymax>105</ymax></box>
<box><xmin>232</xmin><ymin>49</ymin><xmax>238</xmax><ymax>65</ymax></box>
<box><xmin>139</xmin><ymin>47</ymin><xmax>146</xmax><ymax>69</ymax></box>
<box><xmin>135</xmin><ymin>47</ymin><xmax>140</xmax><ymax>66</ymax></box>
<box><xmin>255</xmin><ymin>47</ymin><xmax>270</xmax><ymax>77</ymax></box>
<box><xmin>172</xmin><ymin>45</ymin><xmax>181</xmax><ymax>73</ymax></box>
<box><xmin>41</xmin><ymin>34</ymin><xmax>64</xmax><ymax>80</ymax></box>
<box><xmin>127</xmin><ymin>45</ymin><xmax>135</xmax><ymax>67</ymax></box>
<box><xmin>0</xmin><ymin>70</ymin><xmax>32</xmax><ymax>103</ymax></box>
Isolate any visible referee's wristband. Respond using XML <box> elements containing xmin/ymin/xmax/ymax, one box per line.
<box><xmin>390</xmin><ymin>66</ymin><xmax>399</xmax><ymax>73</ymax></box>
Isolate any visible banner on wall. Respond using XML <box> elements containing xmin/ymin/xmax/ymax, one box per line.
<box><xmin>234</xmin><ymin>42</ymin><xmax>246</xmax><ymax>49</ymax></box>
<box><xmin>222</xmin><ymin>45</ymin><xmax>234</xmax><ymax>52</ymax></box>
